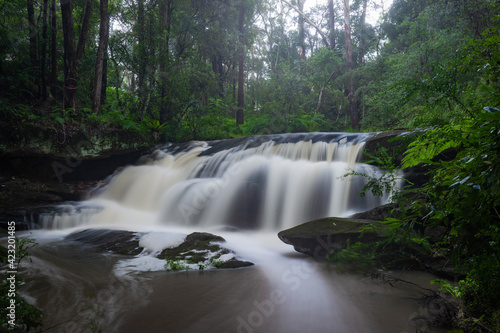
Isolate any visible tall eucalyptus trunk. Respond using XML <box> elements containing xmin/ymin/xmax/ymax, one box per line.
<box><xmin>50</xmin><ymin>0</ymin><xmax>57</xmax><ymax>98</ymax></box>
<box><xmin>92</xmin><ymin>0</ymin><xmax>110</xmax><ymax>115</ymax></box>
<box><xmin>358</xmin><ymin>0</ymin><xmax>367</xmax><ymax>65</ymax></box>
<box><xmin>41</xmin><ymin>0</ymin><xmax>49</xmax><ymax>100</ymax></box>
<box><xmin>60</xmin><ymin>0</ymin><xmax>93</xmax><ymax>111</ymax></box>
<box><xmin>136</xmin><ymin>0</ymin><xmax>148</xmax><ymax>119</ymax></box>
<box><xmin>297</xmin><ymin>0</ymin><xmax>306</xmax><ymax>60</ymax></box>
<box><xmin>237</xmin><ymin>2</ymin><xmax>245</xmax><ymax>125</ymax></box>
<box><xmin>76</xmin><ymin>0</ymin><xmax>93</xmax><ymax>65</ymax></box>
<box><xmin>158</xmin><ymin>0</ymin><xmax>172</xmax><ymax>124</ymax></box>
<box><xmin>328</xmin><ymin>0</ymin><xmax>335</xmax><ymax>50</ymax></box>
<box><xmin>60</xmin><ymin>0</ymin><xmax>77</xmax><ymax>110</ymax></box>
<box><xmin>343</xmin><ymin>0</ymin><xmax>359</xmax><ymax>130</ymax></box>
<box><xmin>27</xmin><ymin>0</ymin><xmax>39</xmax><ymax>97</ymax></box>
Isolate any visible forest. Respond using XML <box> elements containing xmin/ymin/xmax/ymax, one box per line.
<box><xmin>0</xmin><ymin>0</ymin><xmax>497</xmax><ymax>140</ymax></box>
<box><xmin>1</xmin><ymin>0</ymin><xmax>499</xmax><ymax>331</ymax></box>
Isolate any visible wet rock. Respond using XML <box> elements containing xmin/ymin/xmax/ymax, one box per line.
<box><xmin>350</xmin><ymin>203</ymin><xmax>400</xmax><ymax>221</ymax></box>
<box><xmin>278</xmin><ymin>217</ymin><xmax>382</xmax><ymax>260</ymax></box>
<box><xmin>159</xmin><ymin>232</ymin><xmax>253</xmax><ymax>269</ymax></box>
<box><xmin>66</xmin><ymin>229</ymin><xmax>143</xmax><ymax>255</ymax></box>
<box><xmin>65</xmin><ymin>229</ymin><xmax>254</xmax><ymax>270</ymax></box>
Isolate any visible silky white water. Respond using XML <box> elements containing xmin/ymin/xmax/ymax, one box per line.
<box><xmin>40</xmin><ymin>133</ymin><xmax>394</xmax><ymax>231</ymax></box>
<box><xmin>16</xmin><ymin>133</ymin><xmax>445</xmax><ymax>333</ymax></box>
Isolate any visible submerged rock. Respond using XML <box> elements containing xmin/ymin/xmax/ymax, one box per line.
<box><xmin>278</xmin><ymin>217</ymin><xmax>381</xmax><ymax>260</ymax></box>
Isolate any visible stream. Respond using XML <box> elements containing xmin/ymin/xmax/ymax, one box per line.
<box><xmin>8</xmin><ymin>133</ymin><xmax>448</xmax><ymax>332</ymax></box>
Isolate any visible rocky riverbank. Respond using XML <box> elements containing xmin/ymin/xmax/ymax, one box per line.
<box><xmin>0</xmin><ymin>122</ymin><xmax>153</xmax><ymax>228</ymax></box>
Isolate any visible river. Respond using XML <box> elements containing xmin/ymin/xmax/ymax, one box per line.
<box><xmin>11</xmin><ymin>133</ymin><xmax>447</xmax><ymax>332</ymax></box>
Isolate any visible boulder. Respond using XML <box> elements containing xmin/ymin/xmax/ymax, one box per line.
<box><xmin>160</xmin><ymin>232</ymin><xmax>253</xmax><ymax>269</ymax></box>
<box><xmin>66</xmin><ymin>229</ymin><xmax>143</xmax><ymax>255</ymax></box>
<box><xmin>278</xmin><ymin>217</ymin><xmax>382</xmax><ymax>260</ymax></box>
<box><xmin>65</xmin><ymin>229</ymin><xmax>254</xmax><ymax>270</ymax></box>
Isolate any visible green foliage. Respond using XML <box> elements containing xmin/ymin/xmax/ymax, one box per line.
<box><xmin>164</xmin><ymin>257</ymin><xmax>188</xmax><ymax>271</ymax></box>
<box><xmin>164</xmin><ymin>254</ymin><xmax>225</xmax><ymax>271</ymax></box>
<box><xmin>401</xmin><ymin>106</ymin><xmax>500</xmax><ymax>330</ymax></box>
<box><xmin>327</xmin><ymin>225</ymin><xmax>433</xmax><ymax>272</ymax></box>
<box><xmin>341</xmin><ymin>144</ymin><xmax>409</xmax><ymax>198</ymax></box>
<box><xmin>209</xmin><ymin>256</ymin><xmax>224</xmax><ymax>268</ymax></box>
<box><xmin>0</xmin><ymin>237</ymin><xmax>42</xmax><ymax>331</ymax></box>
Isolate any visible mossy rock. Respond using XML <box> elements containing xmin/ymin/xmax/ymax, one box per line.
<box><xmin>159</xmin><ymin>232</ymin><xmax>253</xmax><ymax>270</ymax></box>
<box><xmin>278</xmin><ymin>217</ymin><xmax>382</xmax><ymax>260</ymax></box>
<box><xmin>159</xmin><ymin>232</ymin><xmax>225</xmax><ymax>259</ymax></box>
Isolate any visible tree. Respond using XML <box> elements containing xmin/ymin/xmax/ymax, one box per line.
<box><xmin>92</xmin><ymin>0</ymin><xmax>110</xmax><ymax>115</ymax></box>
<box><xmin>357</xmin><ymin>0</ymin><xmax>368</xmax><ymax>65</ymax></box>
<box><xmin>297</xmin><ymin>0</ymin><xmax>306</xmax><ymax>60</ymax></box>
<box><xmin>237</xmin><ymin>1</ymin><xmax>245</xmax><ymax>125</ymax></box>
<box><xmin>342</xmin><ymin>0</ymin><xmax>359</xmax><ymax>130</ymax></box>
<box><xmin>328</xmin><ymin>0</ymin><xmax>335</xmax><ymax>50</ymax></box>
<box><xmin>158</xmin><ymin>0</ymin><xmax>172</xmax><ymax>125</ymax></box>
<box><xmin>50</xmin><ymin>0</ymin><xmax>57</xmax><ymax>99</ymax></box>
<box><xmin>59</xmin><ymin>0</ymin><xmax>93</xmax><ymax>111</ymax></box>
<box><xmin>281</xmin><ymin>0</ymin><xmax>330</xmax><ymax>48</ymax></box>
<box><xmin>40</xmin><ymin>0</ymin><xmax>49</xmax><ymax>100</ymax></box>
<box><xmin>60</xmin><ymin>0</ymin><xmax>78</xmax><ymax>111</ymax></box>
<box><xmin>27</xmin><ymin>0</ymin><xmax>38</xmax><ymax>97</ymax></box>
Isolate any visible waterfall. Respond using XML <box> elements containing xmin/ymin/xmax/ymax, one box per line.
<box><xmin>40</xmin><ymin>133</ymin><xmax>394</xmax><ymax>231</ymax></box>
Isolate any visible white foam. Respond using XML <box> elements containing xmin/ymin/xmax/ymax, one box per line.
<box><xmin>139</xmin><ymin>232</ymin><xmax>186</xmax><ymax>253</ymax></box>
<box><xmin>114</xmin><ymin>256</ymin><xmax>167</xmax><ymax>276</ymax></box>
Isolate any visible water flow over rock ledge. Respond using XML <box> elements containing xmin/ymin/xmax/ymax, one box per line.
<box><xmin>41</xmin><ymin>132</ymin><xmax>399</xmax><ymax>231</ymax></box>
<box><xmin>5</xmin><ymin>131</ymin><xmax>455</xmax><ymax>333</ymax></box>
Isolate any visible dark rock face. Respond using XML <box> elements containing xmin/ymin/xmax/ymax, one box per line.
<box><xmin>0</xmin><ymin>126</ymin><xmax>152</xmax><ymax>228</ymax></box>
<box><xmin>278</xmin><ymin>217</ymin><xmax>381</xmax><ymax>260</ymax></box>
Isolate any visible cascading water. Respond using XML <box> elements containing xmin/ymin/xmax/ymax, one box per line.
<box><xmin>18</xmin><ymin>133</ymin><xmax>446</xmax><ymax>333</ymax></box>
<box><xmin>40</xmin><ymin>132</ymin><xmax>394</xmax><ymax>231</ymax></box>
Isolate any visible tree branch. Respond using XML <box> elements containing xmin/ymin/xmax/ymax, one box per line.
<box><xmin>315</xmin><ymin>69</ymin><xmax>337</xmax><ymax>114</ymax></box>
<box><xmin>280</xmin><ymin>0</ymin><xmax>330</xmax><ymax>49</ymax></box>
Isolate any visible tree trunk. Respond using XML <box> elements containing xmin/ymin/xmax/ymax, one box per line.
<box><xmin>136</xmin><ymin>0</ymin><xmax>148</xmax><ymax>119</ymax></box>
<box><xmin>41</xmin><ymin>0</ymin><xmax>49</xmax><ymax>100</ymax></box>
<box><xmin>101</xmin><ymin>54</ymin><xmax>108</xmax><ymax>106</ymax></box>
<box><xmin>297</xmin><ymin>0</ymin><xmax>306</xmax><ymax>60</ymax></box>
<box><xmin>109</xmin><ymin>43</ymin><xmax>123</xmax><ymax>108</ymax></box>
<box><xmin>358</xmin><ymin>0</ymin><xmax>367</xmax><ymax>65</ymax></box>
<box><xmin>92</xmin><ymin>0</ymin><xmax>110</xmax><ymax>115</ymax></box>
<box><xmin>50</xmin><ymin>0</ymin><xmax>57</xmax><ymax>99</ymax></box>
<box><xmin>211</xmin><ymin>50</ymin><xmax>224</xmax><ymax>96</ymax></box>
<box><xmin>60</xmin><ymin>0</ymin><xmax>77</xmax><ymax>111</ymax></box>
<box><xmin>236</xmin><ymin>2</ymin><xmax>245</xmax><ymax>125</ymax></box>
<box><xmin>343</xmin><ymin>0</ymin><xmax>359</xmax><ymax>130</ymax></box>
<box><xmin>328</xmin><ymin>0</ymin><xmax>335</xmax><ymax>50</ymax></box>
<box><xmin>27</xmin><ymin>0</ymin><xmax>39</xmax><ymax>97</ymax></box>
<box><xmin>158</xmin><ymin>0</ymin><xmax>172</xmax><ymax>125</ymax></box>
<box><xmin>76</xmin><ymin>0</ymin><xmax>93</xmax><ymax>65</ymax></box>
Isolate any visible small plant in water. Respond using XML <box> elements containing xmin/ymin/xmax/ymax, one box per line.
<box><xmin>164</xmin><ymin>257</ymin><xmax>188</xmax><ymax>271</ymax></box>
<box><xmin>209</xmin><ymin>256</ymin><xmax>224</xmax><ymax>268</ymax></box>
